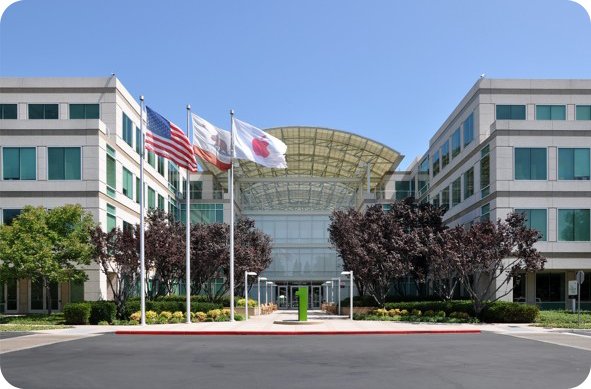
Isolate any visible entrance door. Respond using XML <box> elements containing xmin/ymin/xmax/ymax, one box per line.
<box><xmin>289</xmin><ymin>286</ymin><xmax>301</xmax><ymax>309</ymax></box>
<box><xmin>30</xmin><ymin>279</ymin><xmax>59</xmax><ymax>312</ymax></box>
<box><xmin>311</xmin><ymin>286</ymin><xmax>321</xmax><ymax>309</ymax></box>
<box><xmin>277</xmin><ymin>286</ymin><xmax>288</xmax><ymax>309</ymax></box>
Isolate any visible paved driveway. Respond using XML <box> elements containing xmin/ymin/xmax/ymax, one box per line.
<box><xmin>1</xmin><ymin>333</ymin><xmax>589</xmax><ymax>389</ymax></box>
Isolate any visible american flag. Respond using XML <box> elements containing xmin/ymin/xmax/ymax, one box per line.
<box><xmin>145</xmin><ymin>106</ymin><xmax>197</xmax><ymax>172</ymax></box>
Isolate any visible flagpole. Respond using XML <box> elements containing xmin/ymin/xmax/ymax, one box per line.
<box><xmin>229</xmin><ymin>109</ymin><xmax>235</xmax><ymax>322</ymax></box>
<box><xmin>139</xmin><ymin>96</ymin><xmax>146</xmax><ymax>326</ymax></box>
<box><xmin>185</xmin><ymin>104</ymin><xmax>192</xmax><ymax>324</ymax></box>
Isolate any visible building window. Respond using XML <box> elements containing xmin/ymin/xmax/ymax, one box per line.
<box><xmin>515</xmin><ymin>209</ymin><xmax>547</xmax><ymax>241</ymax></box>
<box><xmin>558</xmin><ymin>209</ymin><xmax>590</xmax><ymax>242</ymax></box>
<box><xmin>558</xmin><ymin>148</ymin><xmax>590</xmax><ymax>180</ymax></box>
<box><xmin>441</xmin><ymin>187</ymin><xmax>450</xmax><ymax>212</ymax></box>
<box><xmin>432</xmin><ymin>150</ymin><xmax>440</xmax><ymax>177</ymax></box>
<box><xmin>190</xmin><ymin>181</ymin><xmax>203</xmax><ymax>200</ymax></box>
<box><xmin>418</xmin><ymin>158</ymin><xmax>429</xmax><ymax>197</ymax></box>
<box><xmin>451</xmin><ymin>128</ymin><xmax>461</xmax><ymax>158</ymax></box>
<box><xmin>48</xmin><ymin>147</ymin><xmax>81</xmax><ymax>180</ymax></box>
<box><xmin>29</xmin><ymin>104</ymin><xmax>58</xmax><ymax>119</ymax></box>
<box><xmin>157</xmin><ymin>156</ymin><xmax>165</xmax><ymax>176</ymax></box>
<box><xmin>106</xmin><ymin>204</ymin><xmax>116</xmax><ymax>231</ymax></box>
<box><xmin>135</xmin><ymin>126</ymin><xmax>142</xmax><ymax>155</ymax></box>
<box><xmin>576</xmin><ymin>105</ymin><xmax>591</xmax><ymax>120</ymax></box>
<box><xmin>513</xmin><ymin>274</ymin><xmax>526</xmax><ymax>302</ymax></box>
<box><xmin>452</xmin><ymin>177</ymin><xmax>461</xmax><ymax>207</ymax></box>
<box><xmin>148</xmin><ymin>187</ymin><xmax>156</xmax><ymax>209</ymax></box>
<box><xmin>0</xmin><ymin>104</ymin><xmax>17</xmax><ymax>119</ymax></box>
<box><xmin>158</xmin><ymin>194</ymin><xmax>165</xmax><ymax>210</ymax></box>
<box><xmin>480</xmin><ymin>203</ymin><xmax>490</xmax><ymax>222</ymax></box>
<box><xmin>440</xmin><ymin>141</ymin><xmax>449</xmax><ymax>169</ymax></box>
<box><xmin>480</xmin><ymin>145</ymin><xmax>490</xmax><ymax>197</ymax></box>
<box><xmin>536</xmin><ymin>273</ymin><xmax>565</xmax><ymax>303</ymax></box>
<box><xmin>122</xmin><ymin>113</ymin><xmax>133</xmax><ymax>147</ymax></box>
<box><xmin>515</xmin><ymin>148</ymin><xmax>547</xmax><ymax>180</ymax></box>
<box><xmin>536</xmin><ymin>105</ymin><xmax>566</xmax><ymax>120</ymax></box>
<box><xmin>463</xmin><ymin>167</ymin><xmax>474</xmax><ymax>200</ymax></box>
<box><xmin>122</xmin><ymin>167</ymin><xmax>134</xmax><ymax>199</ymax></box>
<box><xmin>2</xmin><ymin>147</ymin><xmax>36</xmax><ymax>180</ymax></box>
<box><xmin>395</xmin><ymin>180</ymin><xmax>414</xmax><ymax>200</ymax></box>
<box><xmin>69</xmin><ymin>104</ymin><xmax>99</xmax><ymax>119</ymax></box>
<box><xmin>496</xmin><ymin>105</ymin><xmax>526</xmax><ymax>120</ymax></box>
<box><xmin>69</xmin><ymin>280</ymin><xmax>84</xmax><ymax>303</ymax></box>
<box><xmin>106</xmin><ymin>146</ymin><xmax>116</xmax><ymax>198</ymax></box>
<box><xmin>136</xmin><ymin>177</ymin><xmax>141</xmax><ymax>204</ymax></box>
<box><xmin>463</xmin><ymin>113</ymin><xmax>474</xmax><ymax>146</ymax></box>
<box><xmin>123</xmin><ymin>221</ymin><xmax>133</xmax><ymax>232</ymax></box>
<box><xmin>168</xmin><ymin>162</ymin><xmax>179</xmax><ymax>192</ymax></box>
<box><xmin>4</xmin><ymin>279</ymin><xmax>18</xmax><ymax>311</ymax></box>
<box><xmin>168</xmin><ymin>197</ymin><xmax>179</xmax><ymax>220</ymax></box>
<box><xmin>2</xmin><ymin>209</ymin><xmax>22</xmax><ymax>226</ymax></box>
<box><xmin>147</xmin><ymin>151</ymin><xmax>156</xmax><ymax>168</ymax></box>
<box><xmin>432</xmin><ymin>193</ymin><xmax>440</xmax><ymax>208</ymax></box>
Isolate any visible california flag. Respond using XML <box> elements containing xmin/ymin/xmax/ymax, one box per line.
<box><xmin>233</xmin><ymin>118</ymin><xmax>287</xmax><ymax>169</ymax></box>
<box><xmin>191</xmin><ymin>113</ymin><xmax>232</xmax><ymax>171</ymax></box>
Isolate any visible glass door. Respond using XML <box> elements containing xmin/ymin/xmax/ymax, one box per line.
<box><xmin>289</xmin><ymin>286</ymin><xmax>299</xmax><ymax>309</ymax></box>
<box><xmin>277</xmin><ymin>286</ymin><xmax>288</xmax><ymax>309</ymax></box>
<box><xmin>311</xmin><ymin>286</ymin><xmax>321</xmax><ymax>309</ymax></box>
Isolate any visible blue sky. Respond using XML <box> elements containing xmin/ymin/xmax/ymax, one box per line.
<box><xmin>1</xmin><ymin>0</ymin><xmax>590</xmax><ymax>169</ymax></box>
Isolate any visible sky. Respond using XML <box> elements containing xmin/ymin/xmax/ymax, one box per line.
<box><xmin>1</xmin><ymin>0</ymin><xmax>590</xmax><ymax>169</ymax></box>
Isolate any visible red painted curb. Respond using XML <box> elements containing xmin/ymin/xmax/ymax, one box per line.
<box><xmin>114</xmin><ymin>330</ymin><xmax>481</xmax><ymax>336</ymax></box>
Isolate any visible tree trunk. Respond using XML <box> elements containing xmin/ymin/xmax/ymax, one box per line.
<box><xmin>45</xmin><ymin>277</ymin><xmax>52</xmax><ymax>315</ymax></box>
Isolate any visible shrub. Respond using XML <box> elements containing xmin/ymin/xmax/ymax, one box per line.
<box><xmin>436</xmin><ymin>311</ymin><xmax>446</xmax><ymax>318</ymax></box>
<box><xmin>341</xmin><ymin>295</ymin><xmax>380</xmax><ymax>307</ymax></box>
<box><xmin>207</xmin><ymin>309</ymin><xmax>222</xmax><ymax>319</ymax></box>
<box><xmin>481</xmin><ymin>301</ymin><xmax>539</xmax><ymax>323</ymax></box>
<box><xmin>130</xmin><ymin>311</ymin><xmax>141</xmax><ymax>322</ymax></box>
<box><xmin>124</xmin><ymin>301</ymin><xmax>222</xmax><ymax>319</ymax></box>
<box><xmin>449</xmin><ymin>312</ymin><xmax>471</xmax><ymax>320</ymax></box>
<box><xmin>235</xmin><ymin>314</ymin><xmax>245</xmax><ymax>321</ymax></box>
<box><xmin>159</xmin><ymin>311</ymin><xmax>173</xmax><ymax>320</ymax></box>
<box><xmin>193</xmin><ymin>312</ymin><xmax>207</xmax><ymax>322</ymax></box>
<box><xmin>423</xmin><ymin>310</ymin><xmax>435</xmax><ymax>317</ymax></box>
<box><xmin>221</xmin><ymin>308</ymin><xmax>231</xmax><ymax>317</ymax></box>
<box><xmin>388</xmin><ymin>308</ymin><xmax>401</xmax><ymax>317</ymax></box>
<box><xmin>384</xmin><ymin>301</ymin><xmax>475</xmax><ymax>317</ymax></box>
<box><xmin>373</xmin><ymin>308</ymin><xmax>389</xmax><ymax>317</ymax></box>
<box><xmin>157</xmin><ymin>316</ymin><xmax>169</xmax><ymax>324</ymax></box>
<box><xmin>89</xmin><ymin>301</ymin><xmax>116</xmax><ymax>324</ymax></box>
<box><xmin>97</xmin><ymin>321</ymin><xmax>110</xmax><ymax>325</ymax></box>
<box><xmin>172</xmin><ymin>311</ymin><xmax>184</xmax><ymax>320</ymax></box>
<box><xmin>400</xmin><ymin>309</ymin><xmax>409</xmax><ymax>316</ymax></box>
<box><xmin>236</xmin><ymin>298</ymin><xmax>257</xmax><ymax>308</ymax></box>
<box><xmin>63</xmin><ymin>303</ymin><xmax>91</xmax><ymax>325</ymax></box>
<box><xmin>146</xmin><ymin>310</ymin><xmax>158</xmax><ymax>324</ymax></box>
<box><xmin>411</xmin><ymin>309</ymin><xmax>422</xmax><ymax>317</ymax></box>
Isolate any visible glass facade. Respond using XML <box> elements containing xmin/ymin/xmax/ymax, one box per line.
<box><xmin>558</xmin><ymin>209</ymin><xmax>590</xmax><ymax>241</ymax></box>
<box><xmin>515</xmin><ymin>148</ymin><xmax>546</xmax><ymax>180</ymax></box>
<box><xmin>496</xmin><ymin>105</ymin><xmax>526</xmax><ymax>120</ymax></box>
<box><xmin>536</xmin><ymin>273</ymin><xmax>565</xmax><ymax>303</ymax></box>
<box><xmin>29</xmin><ymin>104</ymin><xmax>58</xmax><ymax>119</ymax></box>
<box><xmin>0</xmin><ymin>104</ymin><xmax>17</xmax><ymax>119</ymax></box>
<box><xmin>168</xmin><ymin>163</ymin><xmax>179</xmax><ymax>193</ymax></box>
<box><xmin>135</xmin><ymin>126</ymin><xmax>142</xmax><ymax>155</ymax></box>
<box><xmin>558</xmin><ymin>148</ymin><xmax>590</xmax><ymax>180</ymax></box>
<box><xmin>395</xmin><ymin>180</ymin><xmax>414</xmax><ymax>200</ymax></box>
<box><xmin>190</xmin><ymin>181</ymin><xmax>203</xmax><ymax>199</ymax></box>
<box><xmin>69</xmin><ymin>104</ymin><xmax>99</xmax><ymax>119</ymax></box>
<box><xmin>441</xmin><ymin>187</ymin><xmax>450</xmax><ymax>211</ymax></box>
<box><xmin>106</xmin><ymin>146</ymin><xmax>116</xmax><ymax>197</ymax></box>
<box><xmin>480</xmin><ymin>146</ymin><xmax>490</xmax><ymax>197</ymax></box>
<box><xmin>106</xmin><ymin>204</ymin><xmax>116</xmax><ymax>231</ymax></box>
<box><xmin>440</xmin><ymin>141</ymin><xmax>449</xmax><ymax>169</ymax></box>
<box><xmin>158</xmin><ymin>194</ymin><xmax>165</xmax><ymax>210</ymax></box>
<box><xmin>136</xmin><ymin>177</ymin><xmax>141</xmax><ymax>204</ymax></box>
<box><xmin>3</xmin><ymin>147</ymin><xmax>36</xmax><ymax>180</ymax></box>
<box><xmin>47</xmin><ymin>147</ymin><xmax>81</xmax><ymax>180</ymax></box>
<box><xmin>480</xmin><ymin>203</ymin><xmax>490</xmax><ymax>222</ymax></box>
<box><xmin>515</xmin><ymin>209</ymin><xmax>547</xmax><ymax>241</ymax></box>
<box><xmin>2</xmin><ymin>209</ymin><xmax>22</xmax><ymax>226</ymax></box>
<box><xmin>148</xmin><ymin>187</ymin><xmax>156</xmax><ymax>209</ymax></box>
<box><xmin>181</xmin><ymin>203</ymin><xmax>223</xmax><ymax>224</ymax></box>
<box><xmin>536</xmin><ymin>105</ymin><xmax>566</xmax><ymax>120</ymax></box>
<box><xmin>432</xmin><ymin>150</ymin><xmax>440</xmax><ymax>176</ymax></box>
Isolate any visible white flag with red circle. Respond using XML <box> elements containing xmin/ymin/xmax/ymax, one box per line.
<box><xmin>232</xmin><ymin>118</ymin><xmax>287</xmax><ymax>169</ymax></box>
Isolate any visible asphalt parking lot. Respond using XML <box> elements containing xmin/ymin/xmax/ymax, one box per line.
<box><xmin>1</xmin><ymin>333</ymin><xmax>590</xmax><ymax>389</ymax></box>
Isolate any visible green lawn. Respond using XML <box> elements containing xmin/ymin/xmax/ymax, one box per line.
<box><xmin>0</xmin><ymin>313</ymin><xmax>71</xmax><ymax>332</ymax></box>
<box><xmin>534</xmin><ymin>310</ymin><xmax>591</xmax><ymax>329</ymax></box>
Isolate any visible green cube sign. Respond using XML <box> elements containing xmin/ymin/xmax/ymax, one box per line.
<box><xmin>296</xmin><ymin>287</ymin><xmax>308</xmax><ymax>321</ymax></box>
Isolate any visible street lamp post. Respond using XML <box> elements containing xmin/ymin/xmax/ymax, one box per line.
<box><xmin>341</xmin><ymin>271</ymin><xmax>354</xmax><ymax>320</ymax></box>
<box><xmin>331</xmin><ymin>277</ymin><xmax>340</xmax><ymax>315</ymax></box>
<box><xmin>257</xmin><ymin>276</ymin><xmax>267</xmax><ymax>316</ymax></box>
<box><xmin>244</xmin><ymin>271</ymin><xmax>257</xmax><ymax>320</ymax></box>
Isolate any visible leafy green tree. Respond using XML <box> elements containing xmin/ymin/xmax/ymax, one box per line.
<box><xmin>0</xmin><ymin>205</ymin><xmax>96</xmax><ymax>314</ymax></box>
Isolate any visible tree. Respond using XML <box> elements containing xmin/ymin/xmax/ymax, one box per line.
<box><xmin>0</xmin><ymin>205</ymin><xmax>95</xmax><ymax>314</ymax></box>
<box><xmin>145</xmin><ymin>209</ymin><xmax>185</xmax><ymax>297</ymax></box>
<box><xmin>329</xmin><ymin>205</ymin><xmax>408</xmax><ymax>306</ymax></box>
<box><xmin>448</xmin><ymin>212</ymin><xmax>546</xmax><ymax>315</ymax></box>
<box><xmin>190</xmin><ymin>218</ymin><xmax>273</xmax><ymax>303</ymax></box>
<box><xmin>91</xmin><ymin>225</ymin><xmax>140</xmax><ymax>319</ymax></box>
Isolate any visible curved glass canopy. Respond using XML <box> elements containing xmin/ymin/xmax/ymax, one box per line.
<box><xmin>201</xmin><ymin>126</ymin><xmax>403</xmax><ymax>211</ymax></box>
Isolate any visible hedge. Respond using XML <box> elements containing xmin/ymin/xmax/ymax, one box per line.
<box><xmin>89</xmin><ymin>301</ymin><xmax>117</xmax><ymax>324</ymax></box>
<box><xmin>383</xmin><ymin>300</ymin><xmax>539</xmax><ymax>323</ymax></box>
<box><xmin>124</xmin><ymin>301</ymin><xmax>222</xmax><ymax>320</ymax></box>
<box><xmin>384</xmin><ymin>301</ymin><xmax>475</xmax><ymax>316</ymax></box>
<box><xmin>340</xmin><ymin>296</ymin><xmax>381</xmax><ymax>307</ymax></box>
<box><xmin>481</xmin><ymin>301</ymin><xmax>539</xmax><ymax>323</ymax></box>
<box><xmin>63</xmin><ymin>303</ymin><xmax>91</xmax><ymax>324</ymax></box>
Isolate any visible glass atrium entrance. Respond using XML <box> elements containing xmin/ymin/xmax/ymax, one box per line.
<box><xmin>276</xmin><ymin>283</ymin><xmax>324</xmax><ymax>310</ymax></box>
